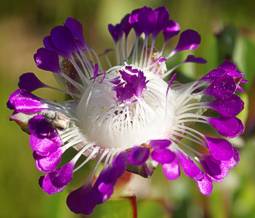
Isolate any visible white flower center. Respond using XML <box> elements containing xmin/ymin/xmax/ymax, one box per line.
<box><xmin>76</xmin><ymin>67</ymin><xmax>177</xmax><ymax>149</ymax></box>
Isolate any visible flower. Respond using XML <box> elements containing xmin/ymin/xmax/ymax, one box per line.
<box><xmin>7</xmin><ymin>6</ymin><xmax>246</xmax><ymax>215</ymax></box>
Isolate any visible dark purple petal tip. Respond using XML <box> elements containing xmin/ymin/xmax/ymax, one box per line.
<box><xmin>127</xmin><ymin>146</ymin><xmax>150</xmax><ymax>166</ymax></box>
<box><xmin>34</xmin><ymin>48</ymin><xmax>60</xmax><ymax>72</ymax></box>
<box><xmin>64</xmin><ymin>17</ymin><xmax>86</xmax><ymax>49</ymax></box>
<box><xmin>18</xmin><ymin>72</ymin><xmax>46</xmax><ymax>92</ymax></box>
<box><xmin>175</xmin><ymin>29</ymin><xmax>201</xmax><ymax>52</ymax></box>
<box><xmin>184</xmin><ymin>55</ymin><xmax>207</xmax><ymax>64</ymax></box>
<box><xmin>50</xmin><ymin>25</ymin><xmax>77</xmax><ymax>57</ymax></box>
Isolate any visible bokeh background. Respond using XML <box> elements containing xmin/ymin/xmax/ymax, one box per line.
<box><xmin>1</xmin><ymin>0</ymin><xmax>255</xmax><ymax>217</ymax></box>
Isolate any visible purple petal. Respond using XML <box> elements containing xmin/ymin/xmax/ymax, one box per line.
<box><xmin>18</xmin><ymin>72</ymin><xmax>46</xmax><ymax>92</ymax></box>
<box><xmin>201</xmin><ymin>156</ymin><xmax>226</xmax><ymax>181</ymax></box>
<box><xmin>206</xmin><ymin>75</ymin><xmax>236</xmax><ymax>99</ymax></box>
<box><xmin>201</xmin><ymin>149</ymin><xmax>239</xmax><ymax>181</ymax></box>
<box><xmin>34</xmin><ymin>48</ymin><xmax>60</xmax><ymax>72</ymax></box>
<box><xmin>7</xmin><ymin>89</ymin><xmax>47</xmax><ymax>113</ymax></box>
<box><xmin>39</xmin><ymin>174</ymin><xmax>64</xmax><ymax>195</ymax></box>
<box><xmin>151</xmin><ymin>148</ymin><xmax>175</xmax><ymax>164</ymax></box>
<box><xmin>154</xmin><ymin>6</ymin><xmax>171</xmax><ymax>37</ymax></box>
<box><xmin>35</xmin><ymin>149</ymin><xmax>63</xmax><ymax>173</ymax></box>
<box><xmin>174</xmin><ymin>29</ymin><xmax>201</xmax><ymax>52</ymax></box>
<box><xmin>108</xmin><ymin>24</ymin><xmax>123</xmax><ymax>42</ymax></box>
<box><xmin>29</xmin><ymin>115</ymin><xmax>57</xmax><ymax>137</ymax></box>
<box><xmin>30</xmin><ymin>135</ymin><xmax>61</xmax><ymax>156</ymax></box>
<box><xmin>150</xmin><ymin>139</ymin><xmax>171</xmax><ymax>149</ymax></box>
<box><xmin>209</xmin><ymin>95</ymin><xmax>244</xmax><ymax>117</ymax></box>
<box><xmin>64</xmin><ymin>17</ymin><xmax>86</xmax><ymax>49</ymax></box>
<box><xmin>39</xmin><ymin>162</ymin><xmax>73</xmax><ymax>195</ymax></box>
<box><xmin>205</xmin><ymin>137</ymin><xmax>234</xmax><ymax>161</ymax></box>
<box><xmin>162</xmin><ymin>158</ymin><xmax>180</xmax><ymax>180</ymax></box>
<box><xmin>66</xmin><ymin>185</ymin><xmax>97</xmax><ymax>215</ymax></box>
<box><xmin>120</xmin><ymin>14</ymin><xmax>132</xmax><ymax>36</ymax></box>
<box><xmin>196</xmin><ymin>175</ymin><xmax>213</xmax><ymax>196</ymax></box>
<box><xmin>184</xmin><ymin>55</ymin><xmax>207</xmax><ymax>64</ymax></box>
<box><xmin>177</xmin><ymin>152</ymin><xmax>203</xmax><ymax>180</ymax></box>
<box><xmin>208</xmin><ymin>117</ymin><xmax>244</xmax><ymax>138</ymax></box>
<box><xmin>43</xmin><ymin>36</ymin><xmax>55</xmax><ymax>50</ymax></box>
<box><xmin>50</xmin><ymin>26</ymin><xmax>76</xmax><ymax>57</ymax></box>
<box><xmin>163</xmin><ymin>20</ymin><xmax>180</xmax><ymax>41</ymax></box>
<box><xmin>127</xmin><ymin>146</ymin><xmax>149</xmax><ymax>166</ymax></box>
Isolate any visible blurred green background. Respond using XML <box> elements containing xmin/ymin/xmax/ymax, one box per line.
<box><xmin>1</xmin><ymin>0</ymin><xmax>255</xmax><ymax>217</ymax></box>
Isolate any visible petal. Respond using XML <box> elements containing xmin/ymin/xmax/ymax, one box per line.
<box><xmin>177</xmin><ymin>152</ymin><xmax>203</xmax><ymax>180</ymax></box>
<box><xmin>108</xmin><ymin>24</ymin><xmax>123</xmax><ymax>42</ymax></box>
<box><xmin>205</xmin><ymin>137</ymin><xmax>234</xmax><ymax>161</ymax></box>
<box><xmin>50</xmin><ymin>26</ymin><xmax>76</xmax><ymax>57</ymax></box>
<box><xmin>34</xmin><ymin>48</ymin><xmax>60</xmax><ymax>72</ymax></box>
<box><xmin>35</xmin><ymin>149</ymin><xmax>62</xmax><ymax>173</ymax></box>
<box><xmin>30</xmin><ymin>135</ymin><xmax>60</xmax><ymax>156</ymax></box>
<box><xmin>210</xmin><ymin>95</ymin><xmax>244</xmax><ymax>117</ymax></box>
<box><xmin>196</xmin><ymin>175</ymin><xmax>213</xmax><ymax>196</ymax></box>
<box><xmin>120</xmin><ymin>14</ymin><xmax>132</xmax><ymax>35</ymax></box>
<box><xmin>163</xmin><ymin>20</ymin><xmax>180</xmax><ymax>41</ymax></box>
<box><xmin>7</xmin><ymin>89</ymin><xmax>47</xmax><ymax>113</ymax></box>
<box><xmin>39</xmin><ymin>163</ymin><xmax>74</xmax><ymax>194</ymax></box>
<box><xmin>150</xmin><ymin>139</ymin><xmax>171</xmax><ymax>149</ymax></box>
<box><xmin>184</xmin><ymin>55</ymin><xmax>207</xmax><ymax>64</ymax></box>
<box><xmin>66</xmin><ymin>185</ymin><xmax>97</xmax><ymax>215</ymax></box>
<box><xmin>28</xmin><ymin>115</ymin><xmax>59</xmax><ymax>139</ymax></box>
<box><xmin>201</xmin><ymin>150</ymin><xmax>239</xmax><ymax>182</ymax></box>
<box><xmin>162</xmin><ymin>158</ymin><xmax>180</xmax><ymax>180</ymax></box>
<box><xmin>208</xmin><ymin>117</ymin><xmax>244</xmax><ymax>138</ymax></box>
<box><xmin>174</xmin><ymin>29</ymin><xmax>201</xmax><ymax>52</ymax></box>
<box><xmin>151</xmin><ymin>148</ymin><xmax>175</xmax><ymax>164</ymax></box>
<box><xmin>64</xmin><ymin>17</ymin><xmax>86</xmax><ymax>49</ymax></box>
<box><xmin>39</xmin><ymin>175</ymin><xmax>64</xmax><ymax>195</ymax></box>
<box><xmin>200</xmin><ymin>156</ymin><xmax>226</xmax><ymax>181</ymax></box>
<box><xmin>49</xmin><ymin>162</ymin><xmax>74</xmax><ymax>187</ymax></box>
<box><xmin>206</xmin><ymin>75</ymin><xmax>236</xmax><ymax>99</ymax></box>
<box><xmin>127</xmin><ymin>146</ymin><xmax>150</xmax><ymax>166</ymax></box>
<box><xmin>18</xmin><ymin>72</ymin><xmax>46</xmax><ymax>92</ymax></box>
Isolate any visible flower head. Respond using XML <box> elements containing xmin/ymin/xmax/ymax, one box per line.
<box><xmin>7</xmin><ymin>7</ymin><xmax>246</xmax><ymax>215</ymax></box>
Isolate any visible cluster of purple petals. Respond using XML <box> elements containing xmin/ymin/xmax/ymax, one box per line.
<box><xmin>108</xmin><ymin>6</ymin><xmax>180</xmax><ymax>41</ymax></box>
<box><xmin>34</xmin><ymin>17</ymin><xmax>86</xmax><ymax>73</ymax></box>
<box><xmin>150</xmin><ymin>137</ymin><xmax>240</xmax><ymax>195</ymax></box>
<box><xmin>26</xmin><ymin>115</ymin><xmax>76</xmax><ymax>194</ymax></box>
<box><xmin>67</xmin><ymin>146</ymin><xmax>150</xmax><ymax>215</ymax></box>
<box><xmin>202</xmin><ymin>60</ymin><xmax>245</xmax><ymax>138</ymax></box>
<box><xmin>108</xmin><ymin>6</ymin><xmax>202</xmax><ymax>56</ymax></box>
<box><xmin>112</xmin><ymin>66</ymin><xmax>148</xmax><ymax>102</ymax></box>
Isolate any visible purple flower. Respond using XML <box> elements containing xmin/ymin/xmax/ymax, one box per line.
<box><xmin>7</xmin><ymin>6</ymin><xmax>246</xmax><ymax>216</ymax></box>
